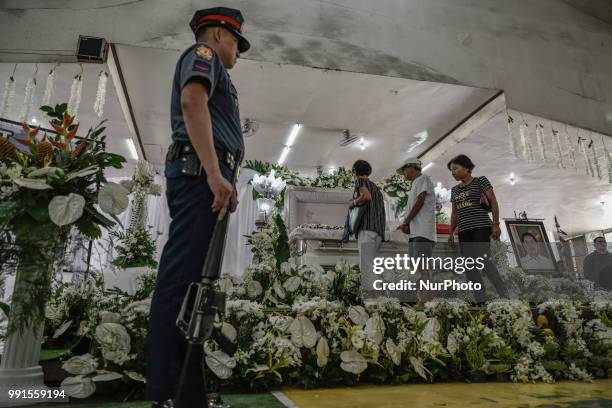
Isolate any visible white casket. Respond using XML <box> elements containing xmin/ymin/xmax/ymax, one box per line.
<box><xmin>283</xmin><ymin>186</ymin><xmax>455</xmax><ymax>269</ymax></box>
<box><xmin>283</xmin><ymin>186</ymin><xmax>409</xmax><ymax>267</ymax></box>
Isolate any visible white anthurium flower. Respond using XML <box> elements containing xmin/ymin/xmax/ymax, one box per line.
<box><xmin>66</xmin><ymin>165</ymin><xmax>100</xmax><ymax>181</ymax></box>
<box><xmin>422</xmin><ymin>318</ymin><xmax>440</xmax><ymax>343</ymax></box>
<box><xmin>385</xmin><ymin>338</ymin><xmax>402</xmax><ymax>366</ymax></box>
<box><xmin>61</xmin><ymin>375</ymin><xmax>96</xmax><ymax>399</ymax></box>
<box><xmin>125</xmin><ymin>371</ymin><xmax>146</xmax><ymax>383</ymax></box>
<box><xmin>410</xmin><ymin>356</ymin><xmax>431</xmax><ymax>381</ymax></box>
<box><xmin>13</xmin><ymin>177</ymin><xmax>52</xmax><ymax>190</ymax></box>
<box><xmin>246</xmin><ymin>280</ymin><xmax>263</xmax><ymax>299</ymax></box>
<box><xmin>283</xmin><ymin>276</ymin><xmax>302</xmax><ymax>293</ymax></box>
<box><xmin>221</xmin><ymin>323</ymin><xmax>237</xmax><ymax>343</ymax></box>
<box><xmin>62</xmin><ymin>353</ymin><xmax>98</xmax><ymax>375</ymax></box>
<box><xmin>316</xmin><ymin>337</ymin><xmax>330</xmax><ymax>368</ymax></box>
<box><xmin>348</xmin><ymin>306</ymin><xmax>369</xmax><ymax>327</ymax></box>
<box><xmin>99</xmin><ymin>311</ymin><xmax>122</xmax><ymax>324</ymax></box>
<box><xmin>48</xmin><ymin>193</ymin><xmax>86</xmax><ymax>226</ymax></box>
<box><xmin>95</xmin><ymin>323</ymin><xmax>131</xmax><ymax>365</ymax></box>
<box><xmin>340</xmin><ymin>350</ymin><xmax>368</xmax><ymax>375</ymax></box>
<box><xmin>53</xmin><ymin>320</ymin><xmax>72</xmax><ymax>339</ymax></box>
<box><xmin>273</xmin><ymin>281</ymin><xmax>286</xmax><ymax>299</ymax></box>
<box><xmin>288</xmin><ymin>315</ymin><xmax>318</xmax><ymax>348</ymax></box>
<box><xmin>27</xmin><ymin>167</ymin><xmax>62</xmax><ymax>178</ymax></box>
<box><xmin>218</xmin><ymin>276</ymin><xmax>234</xmax><ymax>296</ymax></box>
<box><xmin>97</xmin><ymin>182</ymin><xmax>129</xmax><ymax>215</ymax></box>
<box><xmin>364</xmin><ymin>313</ymin><xmax>385</xmax><ymax>346</ymax></box>
<box><xmin>205</xmin><ymin>350</ymin><xmax>236</xmax><ymax>380</ymax></box>
<box><xmin>92</xmin><ymin>371</ymin><xmax>122</xmax><ymax>382</ymax></box>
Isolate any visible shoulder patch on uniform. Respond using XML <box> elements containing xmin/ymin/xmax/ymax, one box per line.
<box><xmin>195</xmin><ymin>45</ymin><xmax>213</xmax><ymax>60</ymax></box>
<box><xmin>193</xmin><ymin>61</ymin><xmax>210</xmax><ymax>73</ymax></box>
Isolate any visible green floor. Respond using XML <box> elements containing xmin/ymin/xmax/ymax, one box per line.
<box><xmin>37</xmin><ymin>393</ymin><xmax>284</xmax><ymax>408</ymax></box>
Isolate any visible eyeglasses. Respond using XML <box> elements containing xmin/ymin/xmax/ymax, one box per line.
<box><xmin>595</xmin><ymin>240</ymin><xmax>606</xmax><ymax>244</ymax></box>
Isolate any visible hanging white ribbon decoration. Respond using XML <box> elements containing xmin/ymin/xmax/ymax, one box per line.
<box><xmin>564</xmin><ymin>126</ymin><xmax>577</xmax><ymax>169</ymax></box>
<box><xmin>551</xmin><ymin>123</ymin><xmax>564</xmax><ymax>169</ymax></box>
<box><xmin>519</xmin><ymin>117</ymin><xmax>534</xmax><ymax>162</ymax></box>
<box><xmin>42</xmin><ymin>64</ymin><xmax>58</xmax><ymax>107</ymax></box>
<box><xmin>0</xmin><ymin>64</ymin><xmax>18</xmax><ymax>118</ymax></box>
<box><xmin>589</xmin><ymin>133</ymin><xmax>601</xmax><ymax>180</ymax></box>
<box><xmin>578</xmin><ymin>132</ymin><xmax>593</xmax><ymax>177</ymax></box>
<box><xmin>93</xmin><ymin>71</ymin><xmax>108</xmax><ymax>118</ymax></box>
<box><xmin>535</xmin><ymin>123</ymin><xmax>547</xmax><ymax>161</ymax></box>
<box><xmin>602</xmin><ymin>135</ymin><xmax>612</xmax><ymax>184</ymax></box>
<box><xmin>19</xmin><ymin>64</ymin><xmax>38</xmax><ymax>123</ymax></box>
<box><xmin>67</xmin><ymin>64</ymin><xmax>83</xmax><ymax>118</ymax></box>
<box><xmin>507</xmin><ymin>115</ymin><xmax>520</xmax><ymax>158</ymax></box>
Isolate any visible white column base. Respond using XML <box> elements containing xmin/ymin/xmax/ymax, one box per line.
<box><xmin>0</xmin><ymin>366</ymin><xmax>47</xmax><ymax>407</ymax></box>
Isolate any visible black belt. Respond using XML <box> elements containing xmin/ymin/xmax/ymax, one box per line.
<box><xmin>166</xmin><ymin>141</ymin><xmax>241</xmax><ymax>175</ymax></box>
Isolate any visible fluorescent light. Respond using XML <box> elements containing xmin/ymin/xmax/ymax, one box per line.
<box><xmin>422</xmin><ymin>162</ymin><xmax>433</xmax><ymax>172</ymax></box>
<box><xmin>509</xmin><ymin>172</ymin><xmax>516</xmax><ymax>186</ymax></box>
<box><xmin>126</xmin><ymin>138</ymin><xmax>139</xmax><ymax>160</ymax></box>
<box><xmin>277</xmin><ymin>146</ymin><xmax>290</xmax><ymax>165</ymax></box>
<box><xmin>360</xmin><ymin>137</ymin><xmax>365</xmax><ymax>150</ymax></box>
<box><xmin>31</xmin><ymin>117</ymin><xmax>38</xmax><ymax>124</ymax></box>
<box><xmin>286</xmin><ymin>124</ymin><xmax>302</xmax><ymax>147</ymax></box>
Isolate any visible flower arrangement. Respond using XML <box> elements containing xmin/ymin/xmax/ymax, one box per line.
<box><xmin>111</xmin><ymin>227</ymin><xmax>159</xmax><ymax>269</ymax></box>
<box><xmin>311</xmin><ymin>167</ymin><xmax>354</xmax><ymax>189</ymax></box>
<box><xmin>0</xmin><ymin>103</ymin><xmax>127</xmax><ymax>334</ymax></box>
<box><xmin>43</xmin><ymin>272</ymin><xmax>155</xmax><ymax>399</ymax></box>
<box><xmin>378</xmin><ymin>173</ymin><xmax>412</xmax><ymax>217</ymax></box>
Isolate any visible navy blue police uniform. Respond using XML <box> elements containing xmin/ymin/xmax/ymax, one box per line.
<box><xmin>146</xmin><ymin>7</ymin><xmax>249</xmax><ymax>403</ymax></box>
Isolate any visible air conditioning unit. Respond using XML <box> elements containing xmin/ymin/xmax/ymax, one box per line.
<box><xmin>76</xmin><ymin>36</ymin><xmax>108</xmax><ymax>63</ymax></box>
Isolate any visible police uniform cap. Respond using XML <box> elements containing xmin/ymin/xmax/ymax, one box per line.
<box><xmin>190</xmin><ymin>7</ymin><xmax>250</xmax><ymax>53</ymax></box>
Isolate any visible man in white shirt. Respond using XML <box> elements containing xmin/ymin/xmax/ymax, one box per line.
<box><xmin>397</xmin><ymin>157</ymin><xmax>436</xmax><ymax>302</ymax></box>
<box><xmin>519</xmin><ymin>233</ymin><xmax>555</xmax><ymax>270</ymax></box>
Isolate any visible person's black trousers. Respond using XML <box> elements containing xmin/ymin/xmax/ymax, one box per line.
<box><xmin>458</xmin><ymin>227</ymin><xmax>508</xmax><ymax>303</ymax></box>
<box><xmin>146</xmin><ymin>160</ymin><xmax>217</xmax><ymax>401</ymax></box>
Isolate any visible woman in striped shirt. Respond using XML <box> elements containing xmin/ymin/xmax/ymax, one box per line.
<box><xmin>447</xmin><ymin>154</ymin><xmax>508</xmax><ymax>303</ymax></box>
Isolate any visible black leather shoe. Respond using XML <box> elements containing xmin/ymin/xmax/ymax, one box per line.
<box><xmin>151</xmin><ymin>400</ymin><xmax>174</xmax><ymax>408</ymax></box>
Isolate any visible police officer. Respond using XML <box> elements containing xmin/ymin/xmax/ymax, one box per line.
<box><xmin>146</xmin><ymin>7</ymin><xmax>249</xmax><ymax>407</ymax></box>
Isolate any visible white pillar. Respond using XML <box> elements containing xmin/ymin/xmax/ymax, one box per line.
<box><xmin>0</xmin><ymin>324</ymin><xmax>47</xmax><ymax>407</ymax></box>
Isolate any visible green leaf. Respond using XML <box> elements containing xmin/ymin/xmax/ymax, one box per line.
<box><xmin>39</xmin><ymin>348</ymin><xmax>72</xmax><ymax>362</ymax></box>
<box><xmin>56</xmin><ymin>103</ymin><xmax>67</xmax><ymax>115</ymax></box>
<box><xmin>0</xmin><ymin>301</ymin><xmax>10</xmax><ymax>318</ymax></box>
<box><xmin>76</xmin><ymin>220</ymin><xmax>102</xmax><ymax>240</ymax></box>
<box><xmin>40</xmin><ymin>105</ymin><xmax>54</xmax><ymax>114</ymax></box>
<box><xmin>26</xmin><ymin>203</ymin><xmax>50</xmax><ymax>223</ymax></box>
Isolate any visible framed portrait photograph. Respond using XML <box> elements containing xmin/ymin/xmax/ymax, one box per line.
<box><xmin>505</xmin><ymin>220</ymin><xmax>558</xmax><ymax>273</ymax></box>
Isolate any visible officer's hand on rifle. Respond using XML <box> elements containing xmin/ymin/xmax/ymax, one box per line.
<box><xmin>208</xmin><ymin>172</ymin><xmax>233</xmax><ymax>220</ymax></box>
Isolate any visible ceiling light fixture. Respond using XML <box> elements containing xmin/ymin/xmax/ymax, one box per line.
<box><xmin>126</xmin><ymin>138</ymin><xmax>139</xmax><ymax>160</ymax></box>
<box><xmin>30</xmin><ymin>117</ymin><xmax>38</xmax><ymax>124</ymax></box>
<box><xmin>328</xmin><ymin>166</ymin><xmax>335</xmax><ymax>175</ymax></box>
<box><xmin>277</xmin><ymin>146</ymin><xmax>290</xmax><ymax>166</ymax></box>
<box><xmin>286</xmin><ymin>123</ymin><xmax>302</xmax><ymax>147</ymax></box>
<box><xmin>510</xmin><ymin>172</ymin><xmax>516</xmax><ymax>186</ymax></box>
<box><xmin>422</xmin><ymin>162</ymin><xmax>433</xmax><ymax>172</ymax></box>
<box><xmin>360</xmin><ymin>137</ymin><xmax>365</xmax><ymax>150</ymax></box>
<box><xmin>277</xmin><ymin>123</ymin><xmax>301</xmax><ymax>166</ymax></box>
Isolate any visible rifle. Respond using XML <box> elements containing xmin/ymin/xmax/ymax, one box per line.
<box><xmin>175</xmin><ymin>165</ymin><xmax>239</xmax><ymax>408</ymax></box>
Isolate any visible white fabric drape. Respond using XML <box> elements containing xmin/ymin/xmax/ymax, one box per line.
<box><xmin>221</xmin><ymin>169</ymin><xmax>257</xmax><ymax>277</ymax></box>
